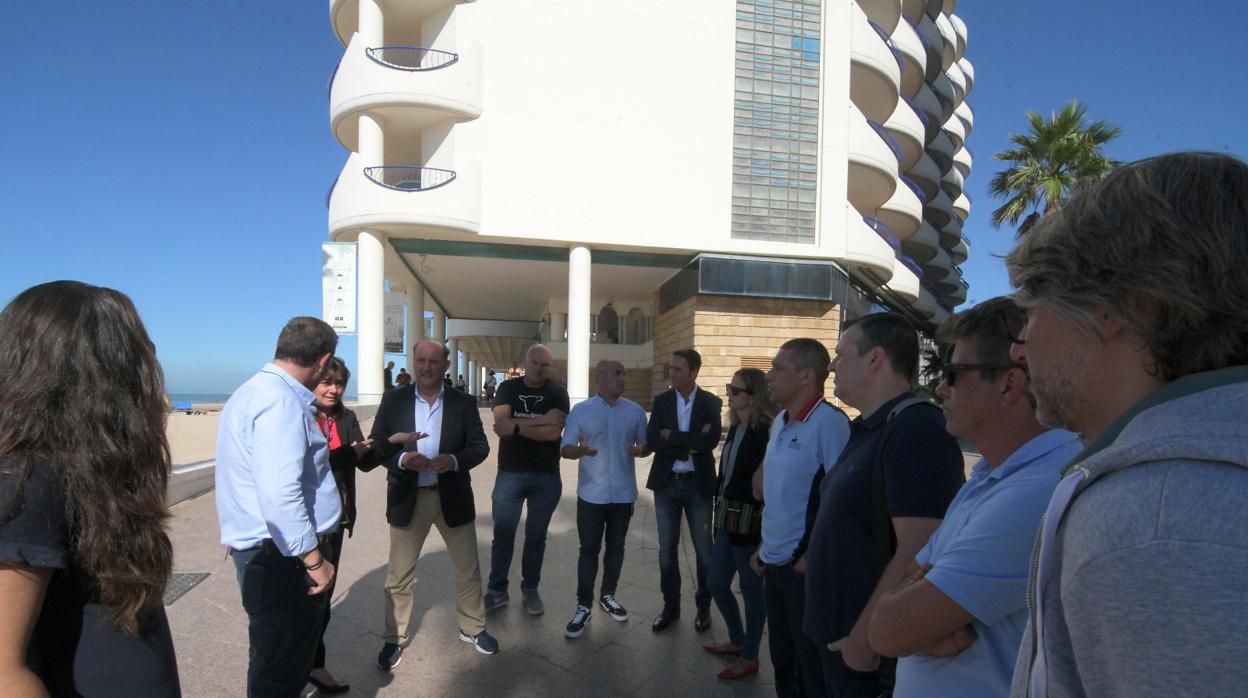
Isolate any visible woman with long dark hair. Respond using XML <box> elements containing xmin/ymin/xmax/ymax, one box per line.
<box><xmin>307</xmin><ymin>357</ymin><xmax>384</xmax><ymax>694</ymax></box>
<box><xmin>703</xmin><ymin>367</ymin><xmax>776</xmax><ymax>680</ymax></box>
<box><xmin>0</xmin><ymin>281</ymin><xmax>180</xmax><ymax>696</ymax></box>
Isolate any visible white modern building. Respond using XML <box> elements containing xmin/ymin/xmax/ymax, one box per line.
<box><xmin>326</xmin><ymin>0</ymin><xmax>973</xmax><ymax>404</ymax></box>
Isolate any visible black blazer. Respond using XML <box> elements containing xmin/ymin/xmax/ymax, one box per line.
<box><xmin>716</xmin><ymin>422</ymin><xmax>770</xmax><ymax>546</ymax></box>
<box><xmin>364</xmin><ymin>386</ymin><xmax>490</xmax><ymax>528</ymax></box>
<box><xmin>646</xmin><ymin>387</ymin><xmax>723</xmax><ymax>498</ymax></box>
<box><xmin>325</xmin><ymin>408</ymin><xmax>378</xmax><ymax>536</ymax></box>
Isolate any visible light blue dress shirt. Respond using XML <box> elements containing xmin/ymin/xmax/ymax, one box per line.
<box><xmin>561</xmin><ymin>395</ymin><xmax>648</xmax><ymax>504</ymax></box>
<box><xmin>672</xmin><ymin>388</ymin><xmax>697</xmax><ymax>473</ymax></box>
<box><xmin>894</xmin><ymin>429</ymin><xmax>1082</xmax><ymax>698</ymax></box>
<box><xmin>216</xmin><ymin>363</ymin><xmax>342</xmax><ymax>556</ymax></box>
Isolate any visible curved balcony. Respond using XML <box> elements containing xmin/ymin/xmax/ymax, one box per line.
<box><xmin>863</xmin><ymin>216</ymin><xmax>902</xmax><ymax>253</ymax></box>
<box><xmin>925</xmin><ymin>188</ymin><xmax>954</xmax><ymax>229</ymax></box>
<box><xmin>902</xmin><ymin>0</ymin><xmax>926</xmax><ymax>23</ymax></box>
<box><xmin>941</xmin><ymin>166</ymin><xmax>963</xmax><ymax>200</ymax></box>
<box><xmin>915</xmin><ymin>16</ymin><xmax>944</xmax><ymax>83</ymax></box>
<box><xmin>934</xmin><ymin>13</ymin><xmax>957</xmax><ymax>70</ymax></box>
<box><xmin>935</xmin><ymin>272</ymin><xmax>959</xmax><ymax>296</ymax></box>
<box><xmin>949</xmin><ymin>276</ymin><xmax>969</xmax><ymax>305</ymax></box>
<box><xmin>946</xmin><ymin>62</ymin><xmax>967</xmax><ymax>110</ymax></box>
<box><xmin>874</xmin><ymin>180</ymin><xmax>923</xmax><ymax>239</ymax></box>
<box><xmin>851</xmin><ymin>4</ymin><xmax>903</xmax><ymax>122</ymax></box>
<box><xmin>958</xmin><ymin>57</ymin><xmax>975</xmax><ymax>93</ymax></box>
<box><xmin>886</xmin><ymin>255</ymin><xmax>922</xmax><ymax>303</ymax></box>
<box><xmin>905</xmin><ymin>151</ymin><xmax>942</xmax><ymax>201</ymax></box>
<box><xmin>839</xmin><ymin>206</ymin><xmax>898</xmax><ymax>285</ymax></box>
<box><xmin>329</xmin><ymin>0</ymin><xmax>475</xmax><ymax>47</ymax></box>
<box><xmin>928</xmin><ymin>130</ymin><xmax>956</xmax><ymax>173</ymax></box>
<box><xmin>849</xmin><ymin>106</ymin><xmax>900</xmax><ymax>212</ymax></box>
<box><xmin>950</xmin><ymin>13</ymin><xmax>968</xmax><ymax>60</ymax></box>
<box><xmin>940</xmin><ymin>215</ymin><xmax>964</xmax><ymax>247</ymax></box>
<box><xmin>913</xmin><ymin>83</ymin><xmax>943</xmax><ymax>143</ymax></box>
<box><xmin>954</xmin><ymin>100</ymin><xmax>974</xmax><ymax>136</ymax></box>
<box><xmin>891</xmin><ymin>18</ymin><xmax>926</xmax><ymax>98</ymax></box>
<box><xmin>330</xmin><ymin>34</ymin><xmax>483</xmax><ymax>151</ymax></box>
<box><xmin>925</xmin><ymin>0</ymin><xmax>942</xmax><ymax>20</ymax></box>
<box><xmin>858</xmin><ymin>0</ymin><xmax>903</xmax><ymax>34</ymax></box>
<box><xmin>914</xmin><ymin>283</ymin><xmax>940</xmax><ymax>320</ymax></box>
<box><xmin>922</xmin><ymin>246</ymin><xmax>953</xmax><ymax>282</ymax></box>
<box><xmin>328</xmin><ymin>152</ymin><xmax>482</xmax><ymax>239</ymax></box>
<box><xmin>948</xmin><ymin>237</ymin><xmax>969</xmax><ymax>264</ymax></box>
<box><xmin>953</xmin><ymin>145</ymin><xmax>973</xmax><ymax>177</ymax></box>
<box><xmin>931</xmin><ymin>72</ymin><xmax>957</xmax><ymax>121</ymax></box>
<box><xmin>884</xmin><ymin>97</ymin><xmax>925</xmax><ymax>170</ymax></box>
<box><xmin>953</xmin><ymin>191</ymin><xmax>971</xmax><ymax>221</ymax></box>
<box><xmin>942</xmin><ymin>116</ymin><xmax>966</xmax><ymax>153</ymax></box>
<box><xmin>902</xmin><ymin>221</ymin><xmax>940</xmax><ymax>263</ymax></box>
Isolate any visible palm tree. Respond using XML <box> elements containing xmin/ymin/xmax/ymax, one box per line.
<box><xmin>988</xmin><ymin>101</ymin><xmax>1121</xmax><ymax>236</ymax></box>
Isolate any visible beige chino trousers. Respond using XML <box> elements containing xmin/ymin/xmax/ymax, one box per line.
<box><xmin>383</xmin><ymin>489</ymin><xmax>487</xmax><ymax>644</ymax></box>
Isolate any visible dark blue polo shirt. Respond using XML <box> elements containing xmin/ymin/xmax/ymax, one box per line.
<box><xmin>803</xmin><ymin>392</ymin><xmax>965</xmax><ymax>645</ymax></box>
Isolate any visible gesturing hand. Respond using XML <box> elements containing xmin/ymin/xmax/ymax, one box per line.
<box><xmin>428</xmin><ymin>454</ymin><xmax>456</xmax><ymax>474</ymax></box>
<box><xmin>575</xmin><ymin>436</ymin><xmax>598</xmax><ymax>458</ymax></box>
<box><xmin>351</xmin><ymin>439</ymin><xmax>374</xmax><ymax>458</ymax></box>
<box><xmin>401</xmin><ymin>452</ymin><xmax>431</xmax><ymax>471</ymax></box>
<box><xmin>388</xmin><ymin>431</ymin><xmax>428</xmax><ymax>445</ymax></box>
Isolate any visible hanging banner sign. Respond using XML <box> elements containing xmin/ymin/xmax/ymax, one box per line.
<box><xmin>384</xmin><ymin>292</ymin><xmax>405</xmax><ymax>353</ymax></box>
<box><xmin>322</xmin><ymin>242</ymin><xmax>357</xmax><ymax>334</ymax></box>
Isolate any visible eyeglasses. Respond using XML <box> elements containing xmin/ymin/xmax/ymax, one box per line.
<box><xmin>943</xmin><ymin>363</ymin><xmax>1025</xmax><ymax>387</ymax></box>
<box><xmin>726</xmin><ymin>384</ymin><xmax>754</xmax><ymax>397</ymax></box>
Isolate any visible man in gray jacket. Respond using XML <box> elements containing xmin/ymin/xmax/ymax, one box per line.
<box><xmin>1005</xmin><ymin>151</ymin><xmax>1248</xmax><ymax>697</ymax></box>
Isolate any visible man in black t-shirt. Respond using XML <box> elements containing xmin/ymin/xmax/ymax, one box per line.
<box><xmin>485</xmin><ymin>344</ymin><xmax>570</xmax><ymax>617</ymax></box>
<box><xmin>805</xmin><ymin>313</ymin><xmax>964</xmax><ymax>698</ymax></box>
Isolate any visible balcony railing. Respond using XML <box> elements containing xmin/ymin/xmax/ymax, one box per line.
<box><xmin>866</xmin><ymin>119</ymin><xmax>904</xmax><ymax>162</ymax></box>
<box><xmin>868</xmin><ymin>19</ymin><xmax>906</xmax><ymax>71</ymax></box>
<box><xmin>365</xmin><ymin>46</ymin><xmax>459</xmax><ymax>72</ymax></box>
<box><xmin>326</xmin><ymin>173</ymin><xmax>339</xmax><ymax>208</ymax></box>
<box><xmin>864</xmin><ymin>216</ymin><xmax>901</xmax><ymax>251</ymax></box>
<box><xmin>897</xmin><ymin>253</ymin><xmax>924</xmax><ymax>278</ymax></box>
<box><xmin>899</xmin><ymin>174</ymin><xmax>927</xmax><ymax>205</ymax></box>
<box><xmin>901</xmin><ymin>95</ymin><xmax>929</xmax><ymax>130</ymax></box>
<box><xmin>922</xmin><ymin>281</ymin><xmax>955</xmax><ymax>312</ymax></box>
<box><xmin>363</xmin><ymin>165</ymin><xmax>457</xmax><ymax>192</ymax></box>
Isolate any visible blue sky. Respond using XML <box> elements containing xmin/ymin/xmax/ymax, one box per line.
<box><xmin>3</xmin><ymin>2</ymin><xmax>1246</xmax><ymax>394</ymax></box>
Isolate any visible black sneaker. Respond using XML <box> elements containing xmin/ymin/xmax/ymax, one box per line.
<box><xmin>459</xmin><ymin>629</ymin><xmax>500</xmax><ymax>655</ymax></box>
<box><xmin>565</xmin><ymin>605</ymin><xmax>592</xmax><ymax>638</ymax></box>
<box><xmin>483</xmin><ymin>590</ymin><xmax>509</xmax><ymax>612</ymax></box>
<box><xmin>599</xmin><ymin>594</ymin><xmax>629</xmax><ymax>622</ymax></box>
<box><xmin>376</xmin><ymin>642</ymin><xmax>403</xmax><ymax>671</ymax></box>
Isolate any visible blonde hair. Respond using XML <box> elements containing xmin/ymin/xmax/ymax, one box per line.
<box><xmin>730</xmin><ymin>367</ymin><xmax>777</xmax><ymax>429</ymax></box>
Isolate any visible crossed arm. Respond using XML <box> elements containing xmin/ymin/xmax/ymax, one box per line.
<box><xmin>492</xmin><ymin>405</ymin><xmax>565</xmax><ymax>442</ymax></box>
<box><xmin>869</xmin><ymin>561</ymin><xmax>977</xmax><ymax>658</ymax></box>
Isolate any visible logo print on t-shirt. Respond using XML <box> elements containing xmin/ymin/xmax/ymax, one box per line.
<box><xmin>518</xmin><ymin>394</ymin><xmax>545</xmax><ymax>415</ymax></box>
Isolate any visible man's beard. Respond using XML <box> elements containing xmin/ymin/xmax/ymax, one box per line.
<box><xmin>1030</xmin><ymin>369</ymin><xmax>1082</xmax><ymax>433</ymax></box>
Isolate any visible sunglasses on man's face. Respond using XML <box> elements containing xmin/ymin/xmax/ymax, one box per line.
<box><xmin>942</xmin><ymin>363</ymin><xmax>1024</xmax><ymax>387</ymax></box>
<box><xmin>726</xmin><ymin>384</ymin><xmax>753</xmax><ymax>397</ymax></box>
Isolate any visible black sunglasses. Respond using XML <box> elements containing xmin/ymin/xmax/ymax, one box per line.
<box><xmin>943</xmin><ymin>363</ymin><xmax>1025</xmax><ymax>387</ymax></box>
<box><xmin>726</xmin><ymin>384</ymin><xmax>754</xmax><ymax>397</ymax></box>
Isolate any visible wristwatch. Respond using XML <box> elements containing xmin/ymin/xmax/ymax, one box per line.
<box><xmin>513</xmin><ymin>423</ymin><xmax>520</xmax><ymax>436</ymax></box>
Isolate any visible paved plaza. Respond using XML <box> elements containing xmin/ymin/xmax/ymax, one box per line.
<box><xmin>167</xmin><ymin>408</ymin><xmax>778</xmax><ymax>697</ymax></box>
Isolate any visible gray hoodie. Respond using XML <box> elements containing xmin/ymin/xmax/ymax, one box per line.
<box><xmin>1011</xmin><ymin>366</ymin><xmax>1248</xmax><ymax>697</ymax></box>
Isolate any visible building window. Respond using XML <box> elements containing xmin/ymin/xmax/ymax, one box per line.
<box><xmin>732</xmin><ymin>0</ymin><xmax>821</xmax><ymax>244</ymax></box>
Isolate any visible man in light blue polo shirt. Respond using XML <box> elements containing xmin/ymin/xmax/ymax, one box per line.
<box><xmin>559</xmin><ymin>359</ymin><xmax>651</xmax><ymax>638</ymax></box>
<box><xmin>868</xmin><ymin>297</ymin><xmax>1081</xmax><ymax>697</ymax></box>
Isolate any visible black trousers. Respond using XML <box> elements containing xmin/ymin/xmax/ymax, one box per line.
<box><xmin>819</xmin><ymin>646</ymin><xmax>884</xmax><ymax>698</ymax></box>
<box><xmin>232</xmin><ymin>544</ymin><xmax>327</xmax><ymax>698</ymax></box>
<box><xmin>314</xmin><ymin>529</ymin><xmax>345</xmax><ymax>669</ymax></box>
<box><xmin>576</xmin><ymin>499</ymin><xmax>633</xmax><ymax>606</ymax></box>
<box><xmin>764</xmin><ymin>563</ymin><xmax>827</xmax><ymax>698</ymax></box>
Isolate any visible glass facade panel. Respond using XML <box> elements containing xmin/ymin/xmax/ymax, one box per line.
<box><xmin>732</xmin><ymin>0</ymin><xmax>821</xmax><ymax>244</ymax></box>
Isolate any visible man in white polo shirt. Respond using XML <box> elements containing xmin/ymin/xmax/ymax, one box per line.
<box><xmin>751</xmin><ymin>338</ymin><xmax>851</xmax><ymax>697</ymax></box>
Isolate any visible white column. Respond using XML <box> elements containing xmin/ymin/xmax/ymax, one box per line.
<box><xmin>447</xmin><ymin>337</ymin><xmax>459</xmax><ymax>384</ymax></box>
<box><xmin>357</xmin><ymin>231</ymin><xmax>385</xmax><ymax>404</ymax></box>
<box><xmin>359</xmin><ymin>0</ymin><xmax>384</xmax><ymax>48</ymax></box>
<box><xmin>567</xmin><ymin>246</ymin><xmax>592</xmax><ymax>403</ymax></box>
<box><xmin>467</xmin><ymin>357</ymin><xmax>478</xmax><ymax>396</ymax></box>
<box><xmin>431</xmin><ymin>306</ymin><xmax>446</xmax><ymax>341</ymax></box>
<box><xmin>550</xmin><ymin>312</ymin><xmax>566</xmax><ymax>343</ymax></box>
<box><xmin>406</xmin><ymin>285</ymin><xmax>424</xmax><ymax>373</ymax></box>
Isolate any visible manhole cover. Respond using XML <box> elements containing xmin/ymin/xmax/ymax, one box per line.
<box><xmin>163</xmin><ymin>572</ymin><xmax>210</xmax><ymax>606</ymax></box>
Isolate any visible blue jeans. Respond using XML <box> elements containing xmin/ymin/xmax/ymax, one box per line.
<box><xmin>232</xmin><ymin>546</ymin><xmax>326</xmax><ymax>698</ymax></box>
<box><xmin>488</xmin><ymin>470</ymin><xmax>562</xmax><ymax>593</ymax></box>
<box><xmin>708</xmin><ymin>531</ymin><xmax>766</xmax><ymax>661</ymax></box>
<box><xmin>576</xmin><ymin>499</ymin><xmax>633</xmax><ymax>606</ymax></box>
<box><xmin>654</xmin><ymin>477</ymin><xmax>713</xmax><ymax>610</ymax></box>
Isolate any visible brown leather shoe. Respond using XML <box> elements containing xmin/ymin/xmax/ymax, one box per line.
<box><xmin>702</xmin><ymin>642</ymin><xmax>744</xmax><ymax>656</ymax></box>
<box><xmin>718</xmin><ymin>658</ymin><xmax>760</xmax><ymax>680</ymax></box>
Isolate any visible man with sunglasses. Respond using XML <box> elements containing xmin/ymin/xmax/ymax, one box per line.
<box><xmin>866</xmin><ymin>298</ymin><xmax>1080</xmax><ymax>697</ymax></box>
<box><xmin>804</xmin><ymin>312</ymin><xmax>964</xmax><ymax>697</ymax></box>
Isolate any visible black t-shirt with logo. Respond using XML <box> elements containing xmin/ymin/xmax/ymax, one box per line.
<box><xmin>493</xmin><ymin>377</ymin><xmax>570</xmax><ymax>474</ymax></box>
